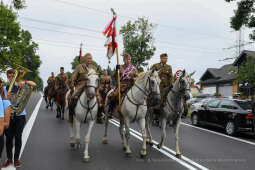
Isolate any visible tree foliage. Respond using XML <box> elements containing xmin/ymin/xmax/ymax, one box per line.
<box><xmin>12</xmin><ymin>0</ymin><xmax>26</xmax><ymax>9</ymax></box>
<box><xmin>225</xmin><ymin>0</ymin><xmax>255</xmax><ymax>40</ymax></box>
<box><xmin>235</xmin><ymin>56</ymin><xmax>255</xmax><ymax>86</ymax></box>
<box><xmin>0</xmin><ymin>2</ymin><xmax>23</xmax><ymax>71</ymax></box>
<box><xmin>120</xmin><ymin>17</ymin><xmax>156</xmax><ymax>72</ymax></box>
<box><xmin>0</xmin><ymin>3</ymin><xmax>43</xmax><ymax>90</ymax></box>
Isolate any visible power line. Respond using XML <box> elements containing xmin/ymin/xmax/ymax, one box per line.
<box><xmin>22</xmin><ymin>24</ymin><xmax>103</xmax><ymax>40</ymax></box>
<box><xmin>53</xmin><ymin>0</ymin><xmax>235</xmax><ymax>42</ymax></box>
<box><xmin>20</xmin><ymin>16</ymin><xmax>101</xmax><ymax>33</ymax></box>
<box><xmin>22</xmin><ymin>21</ymin><xmax>221</xmax><ymax>54</ymax></box>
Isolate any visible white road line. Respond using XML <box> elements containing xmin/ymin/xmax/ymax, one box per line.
<box><xmin>109</xmin><ymin>120</ymin><xmax>200</xmax><ymax>170</ymax></box>
<box><xmin>181</xmin><ymin>122</ymin><xmax>255</xmax><ymax>147</ymax></box>
<box><xmin>3</xmin><ymin>96</ymin><xmax>43</xmax><ymax>170</ymax></box>
<box><xmin>110</xmin><ymin>119</ymin><xmax>209</xmax><ymax>170</ymax></box>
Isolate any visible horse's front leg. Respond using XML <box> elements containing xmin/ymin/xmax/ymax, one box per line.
<box><xmin>158</xmin><ymin>118</ymin><xmax>167</xmax><ymax>149</ymax></box>
<box><xmin>61</xmin><ymin>105</ymin><xmax>65</xmax><ymax>120</ymax></box>
<box><xmin>102</xmin><ymin>107</ymin><xmax>109</xmax><ymax>144</ymax></box>
<box><xmin>83</xmin><ymin>120</ymin><xmax>95</xmax><ymax>162</ymax></box>
<box><xmin>175</xmin><ymin>116</ymin><xmax>182</xmax><ymax>158</ymax></box>
<box><xmin>124</xmin><ymin>118</ymin><xmax>132</xmax><ymax>157</ymax></box>
<box><xmin>73</xmin><ymin>116</ymin><xmax>81</xmax><ymax>149</ymax></box>
<box><xmin>69</xmin><ymin>119</ymin><xmax>76</xmax><ymax>149</ymax></box>
<box><xmin>145</xmin><ymin>109</ymin><xmax>153</xmax><ymax>145</ymax></box>
<box><xmin>138</xmin><ymin>118</ymin><xmax>147</xmax><ymax>158</ymax></box>
<box><xmin>119</xmin><ymin>118</ymin><xmax>126</xmax><ymax>150</ymax></box>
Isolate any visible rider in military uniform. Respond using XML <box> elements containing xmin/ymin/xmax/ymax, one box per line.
<box><xmin>44</xmin><ymin>72</ymin><xmax>55</xmax><ymax>97</ymax></box>
<box><xmin>69</xmin><ymin>53</ymin><xmax>98</xmax><ymax>121</ymax></box>
<box><xmin>55</xmin><ymin>67</ymin><xmax>69</xmax><ymax>90</ymax></box>
<box><xmin>151</xmin><ymin>53</ymin><xmax>174</xmax><ymax>108</ymax></box>
<box><xmin>109</xmin><ymin>53</ymin><xmax>138</xmax><ymax>111</ymax></box>
<box><xmin>98</xmin><ymin>70</ymin><xmax>112</xmax><ymax>123</ymax></box>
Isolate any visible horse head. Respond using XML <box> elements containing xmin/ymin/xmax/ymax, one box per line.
<box><xmin>136</xmin><ymin>69</ymin><xmax>161</xmax><ymax>101</ymax></box>
<box><xmin>84</xmin><ymin>69</ymin><xmax>99</xmax><ymax>100</ymax></box>
<box><xmin>173</xmin><ymin>70</ymin><xmax>195</xmax><ymax>100</ymax></box>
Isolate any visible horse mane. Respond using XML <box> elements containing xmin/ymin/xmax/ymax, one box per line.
<box><xmin>135</xmin><ymin>72</ymin><xmax>146</xmax><ymax>84</ymax></box>
<box><xmin>88</xmin><ymin>68</ymin><xmax>96</xmax><ymax>75</ymax></box>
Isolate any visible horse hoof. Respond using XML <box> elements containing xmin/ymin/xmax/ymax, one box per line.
<box><xmin>175</xmin><ymin>154</ymin><xmax>182</xmax><ymax>159</ymax></box>
<box><xmin>125</xmin><ymin>152</ymin><xmax>132</xmax><ymax>158</ymax></box>
<box><xmin>146</xmin><ymin>141</ymin><xmax>153</xmax><ymax>146</ymax></box>
<box><xmin>102</xmin><ymin>139</ymin><xmax>108</xmax><ymax>144</ymax></box>
<box><xmin>140</xmin><ymin>153</ymin><xmax>147</xmax><ymax>159</ymax></box>
<box><xmin>62</xmin><ymin>117</ymin><xmax>64</xmax><ymax>120</ymax></box>
<box><xmin>83</xmin><ymin>157</ymin><xmax>90</xmax><ymax>163</ymax></box>
<box><xmin>70</xmin><ymin>143</ymin><xmax>75</xmax><ymax>148</ymax></box>
<box><xmin>157</xmin><ymin>144</ymin><xmax>162</xmax><ymax>149</ymax></box>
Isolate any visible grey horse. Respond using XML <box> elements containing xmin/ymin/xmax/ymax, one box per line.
<box><xmin>146</xmin><ymin>70</ymin><xmax>194</xmax><ymax>158</ymax></box>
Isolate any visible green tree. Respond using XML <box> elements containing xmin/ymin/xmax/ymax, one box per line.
<box><xmin>230</xmin><ymin>56</ymin><xmax>255</xmax><ymax>96</ymax></box>
<box><xmin>0</xmin><ymin>3</ymin><xmax>43</xmax><ymax>90</ymax></box>
<box><xmin>20</xmin><ymin>30</ymin><xmax>43</xmax><ymax>90</ymax></box>
<box><xmin>120</xmin><ymin>17</ymin><xmax>156</xmax><ymax>72</ymax></box>
<box><xmin>225</xmin><ymin>0</ymin><xmax>255</xmax><ymax>40</ymax></box>
<box><xmin>12</xmin><ymin>0</ymin><xmax>26</xmax><ymax>9</ymax></box>
<box><xmin>71</xmin><ymin>56</ymin><xmax>103</xmax><ymax>74</ymax></box>
<box><xmin>0</xmin><ymin>3</ymin><xmax>23</xmax><ymax>71</ymax></box>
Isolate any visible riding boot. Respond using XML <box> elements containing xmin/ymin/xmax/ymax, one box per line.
<box><xmin>69</xmin><ymin>97</ymin><xmax>78</xmax><ymax>123</ymax></box>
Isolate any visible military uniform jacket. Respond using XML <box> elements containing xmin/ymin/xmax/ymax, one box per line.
<box><xmin>71</xmin><ymin>64</ymin><xmax>97</xmax><ymax>88</ymax></box>
<box><xmin>152</xmin><ymin>63</ymin><xmax>173</xmax><ymax>89</ymax></box>
<box><xmin>114</xmin><ymin>64</ymin><xmax>138</xmax><ymax>92</ymax></box>
<box><xmin>47</xmin><ymin>76</ymin><xmax>55</xmax><ymax>86</ymax></box>
<box><xmin>55</xmin><ymin>73</ymin><xmax>69</xmax><ymax>89</ymax></box>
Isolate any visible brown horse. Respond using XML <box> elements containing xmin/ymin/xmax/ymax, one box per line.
<box><xmin>98</xmin><ymin>83</ymin><xmax>112</xmax><ymax>122</ymax></box>
<box><xmin>55</xmin><ymin>79</ymin><xmax>68</xmax><ymax>120</ymax></box>
<box><xmin>45</xmin><ymin>81</ymin><xmax>56</xmax><ymax>111</ymax></box>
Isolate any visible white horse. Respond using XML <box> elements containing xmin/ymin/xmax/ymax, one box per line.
<box><xmin>66</xmin><ymin>69</ymin><xmax>99</xmax><ymax>162</ymax></box>
<box><xmin>103</xmin><ymin>69</ymin><xmax>161</xmax><ymax>158</ymax></box>
<box><xmin>146</xmin><ymin>70</ymin><xmax>194</xmax><ymax>158</ymax></box>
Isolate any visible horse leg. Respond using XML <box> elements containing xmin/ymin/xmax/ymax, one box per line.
<box><xmin>119</xmin><ymin>118</ymin><xmax>126</xmax><ymax>150</ymax></box>
<box><xmin>69</xmin><ymin>120</ymin><xmax>76</xmax><ymax>149</ymax></box>
<box><xmin>102</xmin><ymin>108</ymin><xmax>109</xmax><ymax>144</ymax></box>
<box><xmin>61</xmin><ymin>105</ymin><xmax>64</xmax><ymax>120</ymax></box>
<box><xmin>145</xmin><ymin>110</ymin><xmax>153</xmax><ymax>145</ymax></box>
<box><xmin>138</xmin><ymin>118</ymin><xmax>147</xmax><ymax>158</ymax></box>
<box><xmin>74</xmin><ymin>117</ymin><xmax>81</xmax><ymax>149</ymax></box>
<box><xmin>124</xmin><ymin>118</ymin><xmax>132</xmax><ymax>157</ymax></box>
<box><xmin>50</xmin><ymin>98</ymin><xmax>54</xmax><ymax>111</ymax></box>
<box><xmin>56</xmin><ymin>106</ymin><xmax>60</xmax><ymax>118</ymax></box>
<box><xmin>158</xmin><ymin>118</ymin><xmax>167</xmax><ymax>149</ymax></box>
<box><xmin>83</xmin><ymin>120</ymin><xmax>95</xmax><ymax>162</ymax></box>
<box><xmin>175</xmin><ymin>117</ymin><xmax>182</xmax><ymax>158</ymax></box>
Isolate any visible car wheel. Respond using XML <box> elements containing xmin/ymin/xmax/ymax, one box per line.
<box><xmin>191</xmin><ymin>113</ymin><xmax>199</xmax><ymax>126</ymax></box>
<box><xmin>225</xmin><ymin>121</ymin><xmax>236</xmax><ymax>136</ymax></box>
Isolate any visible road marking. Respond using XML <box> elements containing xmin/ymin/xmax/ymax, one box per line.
<box><xmin>3</xmin><ymin>95</ymin><xmax>43</xmax><ymax>170</ymax></box>
<box><xmin>181</xmin><ymin>122</ymin><xmax>255</xmax><ymax>147</ymax></box>
<box><xmin>109</xmin><ymin>119</ymin><xmax>209</xmax><ymax>170</ymax></box>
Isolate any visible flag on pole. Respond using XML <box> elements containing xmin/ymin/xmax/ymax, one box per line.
<box><xmin>103</xmin><ymin>16</ymin><xmax>118</xmax><ymax>62</ymax></box>
<box><xmin>79</xmin><ymin>43</ymin><xmax>82</xmax><ymax>63</ymax></box>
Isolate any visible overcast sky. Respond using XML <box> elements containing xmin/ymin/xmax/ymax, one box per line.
<box><xmin>3</xmin><ymin>0</ymin><xmax>255</xmax><ymax>86</ymax></box>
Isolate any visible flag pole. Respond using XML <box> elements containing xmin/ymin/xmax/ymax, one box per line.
<box><xmin>79</xmin><ymin>42</ymin><xmax>83</xmax><ymax>63</ymax></box>
<box><xmin>111</xmin><ymin>8</ymin><xmax>121</xmax><ymax>112</ymax></box>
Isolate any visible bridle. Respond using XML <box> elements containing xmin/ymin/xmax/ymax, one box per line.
<box><xmin>125</xmin><ymin>72</ymin><xmax>160</xmax><ymax>122</ymax></box>
<box><xmin>79</xmin><ymin>72</ymin><xmax>99</xmax><ymax>122</ymax></box>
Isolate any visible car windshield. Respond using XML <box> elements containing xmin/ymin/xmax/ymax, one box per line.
<box><xmin>235</xmin><ymin>100</ymin><xmax>252</xmax><ymax>110</ymax></box>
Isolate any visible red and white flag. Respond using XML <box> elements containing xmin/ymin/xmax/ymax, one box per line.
<box><xmin>103</xmin><ymin>16</ymin><xmax>118</xmax><ymax>62</ymax></box>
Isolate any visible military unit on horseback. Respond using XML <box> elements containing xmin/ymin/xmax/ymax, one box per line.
<box><xmin>42</xmin><ymin>51</ymin><xmax>194</xmax><ymax>162</ymax></box>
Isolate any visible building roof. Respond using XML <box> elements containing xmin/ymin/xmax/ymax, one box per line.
<box><xmin>233</xmin><ymin>50</ymin><xmax>255</xmax><ymax>66</ymax></box>
<box><xmin>198</xmin><ymin>64</ymin><xmax>236</xmax><ymax>85</ymax></box>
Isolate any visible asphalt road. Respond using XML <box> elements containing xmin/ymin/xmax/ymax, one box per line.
<box><xmin>4</xmin><ymin>93</ymin><xmax>255</xmax><ymax>170</ymax></box>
